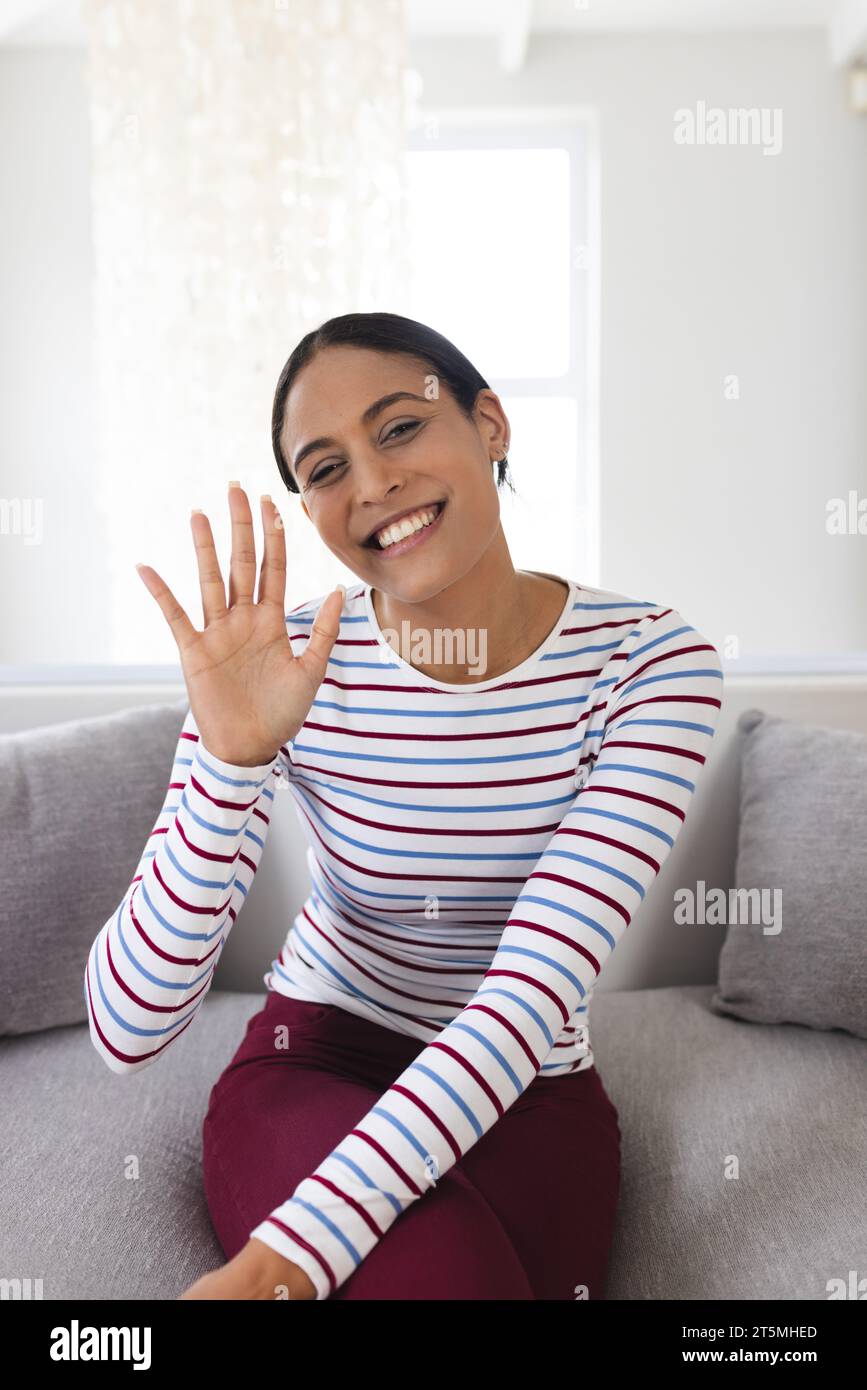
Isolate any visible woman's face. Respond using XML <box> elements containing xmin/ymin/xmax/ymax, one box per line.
<box><xmin>281</xmin><ymin>345</ymin><xmax>509</xmax><ymax>600</ymax></box>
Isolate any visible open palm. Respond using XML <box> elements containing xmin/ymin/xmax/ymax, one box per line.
<box><xmin>135</xmin><ymin>482</ymin><xmax>344</xmax><ymax>767</ymax></box>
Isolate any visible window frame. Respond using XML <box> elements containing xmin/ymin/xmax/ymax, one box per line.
<box><xmin>407</xmin><ymin>103</ymin><xmax>601</xmax><ymax>589</ymax></box>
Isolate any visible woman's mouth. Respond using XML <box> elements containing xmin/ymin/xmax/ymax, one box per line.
<box><xmin>363</xmin><ymin>500</ymin><xmax>447</xmax><ymax>558</ymax></box>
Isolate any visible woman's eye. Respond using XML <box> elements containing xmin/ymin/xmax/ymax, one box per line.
<box><xmin>309</xmin><ymin>461</ymin><xmax>343</xmax><ymax>485</ymax></box>
<box><xmin>308</xmin><ymin>422</ymin><xmax>419</xmax><ymax>484</ymax></box>
<box><xmin>385</xmin><ymin>420</ymin><xmax>420</xmax><ymax>442</ymax></box>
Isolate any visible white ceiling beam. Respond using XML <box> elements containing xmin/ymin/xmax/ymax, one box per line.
<box><xmin>0</xmin><ymin>0</ymin><xmax>58</xmax><ymax>43</ymax></box>
<box><xmin>498</xmin><ymin>0</ymin><xmax>534</xmax><ymax>73</ymax></box>
<box><xmin>829</xmin><ymin>0</ymin><xmax>867</xmax><ymax>65</ymax></box>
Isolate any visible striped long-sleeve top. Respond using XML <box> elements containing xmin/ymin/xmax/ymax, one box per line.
<box><xmin>84</xmin><ymin>570</ymin><xmax>724</xmax><ymax>1299</ymax></box>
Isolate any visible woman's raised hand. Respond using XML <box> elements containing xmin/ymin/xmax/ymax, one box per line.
<box><xmin>135</xmin><ymin>481</ymin><xmax>344</xmax><ymax>767</ymax></box>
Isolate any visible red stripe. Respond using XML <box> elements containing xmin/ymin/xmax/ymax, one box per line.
<box><xmin>174</xmin><ymin>814</ymin><xmax>242</xmax><ymax>863</ymax></box>
<box><xmin>297</xmin><ymin>904</ymin><xmax>466</xmax><ymax>1010</ymax></box>
<box><xmin>606</xmin><ymin>690</ymin><xmax>722</xmax><ymax>732</ymax></box>
<box><xmin>300</xmin><ymin>715</ymin><xmax>589</xmax><ymax>745</ymax></box>
<box><xmin>84</xmin><ymin>954</ymin><xmax>201</xmax><ymax>1066</ymax></box>
<box><xmin>485</xmin><ymin>964</ymin><xmax>586</xmax><ymax>1021</ymax></box>
<box><xmin>307</xmin><ymin>1174</ymin><xmax>387</xmax><ymax>1240</ymax></box>
<box><xmin>261</xmin><ymin>1217</ymin><xmax>336</xmax><ymax>1296</ymax></box>
<box><xmin>129</xmin><ymin>890</ymin><xmax>223</xmax><ymax>971</ymax></box>
<box><xmin>106</xmin><ymin>927</ymin><xmax>215</xmax><ymax>1015</ymax></box>
<box><xmin>553</xmin><ymin>825</ymin><xmax>661</xmax><ymax>872</ymax></box>
<box><xmin>188</xmin><ymin>770</ymin><xmax>269</xmax><ymax>813</ymax></box>
<box><xmin>613</xmin><ymin>640</ymin><xmax>719</xmax><ymax>696</ymax></box>
<box><xmin>282</xmin><ymin>777</ymin><xmax>568</xmax><ymax>839</ymax></box>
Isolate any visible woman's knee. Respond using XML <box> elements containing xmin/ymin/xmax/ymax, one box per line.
<box><xmin>332</xmin><ymin>1168</ymin><xmax>534</xmax><ymax>1300</ymax></box>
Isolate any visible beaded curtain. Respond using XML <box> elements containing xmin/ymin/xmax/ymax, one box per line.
<box><xmin>80</xmin><ymin>0</ymin><xmax>413</xmax><ymax>660</ymax></box>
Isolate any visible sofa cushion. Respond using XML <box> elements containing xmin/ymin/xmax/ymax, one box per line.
<box><xmin>0</xmin><ymin>697</ymin><xmax>188</xmax><ymax>1036</ymax></box>
<box><xmin>710</xmin><ymin>707</ymin><xmax>867</xmax><ymax>1040</ymax></box>
<box><xmin>0</xmin><ymin>989</ymin><xmax>258</xmax><ymax>1298</ymax></box>
<box><xmin>2</xmin><ymin>986</ymin><xmax>864</xmax><ymax>1300</ymax></box>
<box><xmin>591</xmin><ymin>985</ymin><xmax>867</xmax><ymax>1300</ymax></box>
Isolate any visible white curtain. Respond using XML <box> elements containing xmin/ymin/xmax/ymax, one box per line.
<box><xmin>81</xmin><ymin>0</ymin><xmax>412</xmax><ymax>661</ymax></box>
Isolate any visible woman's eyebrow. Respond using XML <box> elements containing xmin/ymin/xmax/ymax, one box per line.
<box><xmin>292</xmin><ymin>391</ymin><xmax>430</xmax><ymax>476</ymax></box>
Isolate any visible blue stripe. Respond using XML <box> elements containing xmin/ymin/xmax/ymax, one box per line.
<box><xmin>537</xmin><ymin>846</ymin><xmax>644</xmax><ymax>896</ymax></box>
<box><xmin>569</xmin><ymin>801</ymin><xmax>675</xmax><ymax>847</ymax></box>
<box><xmin>406</xmin><ymin>1061</ymin><xmax>486</xmax><ymax>1139</ymax></box>
<box><xmin>309</xmin><ymin>865</ymin><xmax>509</xmax><ymax>933</ymax></box>
<box><xmin>308</xmin><ymin>693</ymin><xmax>592</xmax><ymax>719</ymax></box>
<box><xmin>493</xmin><ymin>940</ymin><xmax>592</xmax><ymax>996</ymax></box>
<box><xmin>137</xmin><ymin>874</ymin><xmax>226</xmax><ymax>943</ymax></box>
<box><xmin>593</xmin><ymin>760</ymin><xmax>696</xmax><ymax>792</ymax></box>
<box><xmin>162</xmin><ymin>837</ymin><xmax>233</xmax><ymax>891</ymax></box>
<box><xmin>289</xmin><ymin>767</ymin><xmax>581</xmax><ymax>815</ymax></box>
<box><xmin>286</xmin><ymin>1196</ymin><xmax>362</xmax><ymax>1269</ymax></box>
<box><xmin>289</xmin><ymin>782</ymin><xmax>573</xmax><ymax>863</ymax></box>
<box><xmin>631</xmin><ymin>622</ymin><xmax>692</xmax><ymax>658</ymax></box>
<box><xmin>508</xmin><ymin>894</ymin><xmax>619</xmax><ymax>953</ymax></box>
<box><xmin>179</xmin><ymin>786</ymin><xmax>254</xmax><ymax>838</ymax></box>
<box><xmin>617</xmin><ymin>716</ymin><xmax>718</xmax><ymax>736</ymax></box>
<box><xmin>290</xmin><ymin>736</ymin><xmax>588</xmax><ymax>768</ymax></box>
<box><xmin>277</xmin><ymin>931</ymin><xmax>394</xmax><ymax>1010</ymax></box>
<box><xmin>475</xmin><ymin>985</ymin><xmax>559</xmax><ymax>1049</ymax></box>
<box><xmin>93</xmin><ymin>926</ymin><xmax>205</xmax><ymax>1038</ymax></box>
<box><xmin>194</xmin><ymin>749</ymin><xmax>275</xmax><ymax>790</ymax></box>
<box><xmin>117</xmin><ymin>894</ymin><xmax>220</xmax><ymax>983</ymax></box>
<box><xmin>330</xmin><ymin>1154</ymin><xmax>405</xmax><ymax>1218</ymax></box>
<box><xmin>618</xmin><ymin>666</ymin><xmax>724</xmax><ymax>697</ymax></box>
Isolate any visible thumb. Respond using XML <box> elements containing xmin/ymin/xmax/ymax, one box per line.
<box><xmin>296</xmin><ymin>584</ymin><xmax>345</xmax><ymax>683</ymax></box>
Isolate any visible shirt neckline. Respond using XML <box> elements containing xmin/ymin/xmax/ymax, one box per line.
<box><xmin>361</xmin><ymin>570</ymin><xmax>578</xmax><ymax>693</ymax></box>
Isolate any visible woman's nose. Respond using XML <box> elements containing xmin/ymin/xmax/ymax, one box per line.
<box><xmin>351</xmin><ymin>452</ymin><xmax>409</xmax><ymax>503</ymax></box>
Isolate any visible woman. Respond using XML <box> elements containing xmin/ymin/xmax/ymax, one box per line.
<box><xmin>85</xmin><ymin>312</ymin><xmax>724</xmax><ymax>1300</ymax></box>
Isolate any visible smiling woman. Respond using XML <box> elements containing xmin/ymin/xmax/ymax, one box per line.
<box><xmin>268</xmin><ymin>312</ymin><xmax>574</xmax><ymax>684</ymax></box>
<box><xmin>272</xmin><ymin>313</ymin><xmax>514</xmax><ymax>498</ymax></box>
<box><xmin>85</xmin><ymin>310</ymin><xmax>723</xmax><ymax>1300</ymax></box>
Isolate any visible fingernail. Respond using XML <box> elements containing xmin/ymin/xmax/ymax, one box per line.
<box><xmin>261</xmin><ymin>493</ymin><xmax>271</xmax><ymax>503</ymax></box>
<box><xmin>228</xmin><ymin>479</ymin><xmax>240</xmax><ymax>488</ymax></box>
<box><xmin>191</xmin><ymin>508</ymin><xmax>204</xmax><ymax>515</ymax></box>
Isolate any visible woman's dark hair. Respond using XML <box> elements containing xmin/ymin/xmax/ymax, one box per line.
<box><xmin>271</xmin><ymin>311</ymin><xmax>515</xmax><ymax>496</ymax></box>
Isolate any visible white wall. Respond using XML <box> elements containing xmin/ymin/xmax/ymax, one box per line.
<box><xmin>414</xmin><ymin>31</ymin><xmax>867</xmax><ymax>662</ymax></box>
<box><xmin>0</xmin><ymin>50</ymin><xmax>110</xmax><ymax>664</ymax></box>
<box><xmin>1</xmin><ymin>30</ymin><xmax>866</xmax><ymax>668</ymax></box>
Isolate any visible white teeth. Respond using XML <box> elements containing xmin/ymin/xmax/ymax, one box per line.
<box><xmin>374</xmin><ymin>505</ymin><xmax>440</xmax><ymax>549</ymax></box>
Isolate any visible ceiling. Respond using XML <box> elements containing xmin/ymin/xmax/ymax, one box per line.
<box><xmin>0</xmin><ymin>0</ymin><xmax>861</xmax><ymax>69</ymax></box>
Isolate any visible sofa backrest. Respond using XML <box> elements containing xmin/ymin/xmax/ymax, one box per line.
<box><xmin>2</xmin><ymin>674</ymin><xmax>866</xmax><ymax>993</ymax></box>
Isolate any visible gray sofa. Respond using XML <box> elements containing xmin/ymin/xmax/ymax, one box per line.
<box><xmin>1</xmin><ymin>676</ymin><xmax>865</xmax><ymax>1300</ymax></box>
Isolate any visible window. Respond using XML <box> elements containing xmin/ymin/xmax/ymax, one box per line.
<box><xmin>406</xmin><ymin>106</ymin><xmax>599</xmax><ymax>587</ymax></box>
<box><xmin>0</xmin><ymin>103</ymin><xmax>598</xmax><ymax>678</ymax></box>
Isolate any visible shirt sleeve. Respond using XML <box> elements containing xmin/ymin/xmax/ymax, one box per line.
<box><xmin>248</xmin><ymin>603</ymin><xmax>725</xmax><ymax>1298</ymax></box>
<box><xmin>84</xmin><ymin>703</ymin><xmax>281</xmax><ymax>1074</ymax></box>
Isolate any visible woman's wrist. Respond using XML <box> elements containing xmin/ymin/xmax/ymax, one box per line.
<box><xmin>200</xmin><ymin>742</ymin><xmax>280</xmax><ymax>769</ymax></box>
<box><xmin>243</xmin><ymin>1237</ymin><xmax>318</xmax><ymax>1300</ymax></box>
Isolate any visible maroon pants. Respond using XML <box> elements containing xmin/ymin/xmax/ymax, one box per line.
<box><xmin>201</xmin><ymin>990</ymin><xmax>622</xmax><ymax>1300</ymax></box>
